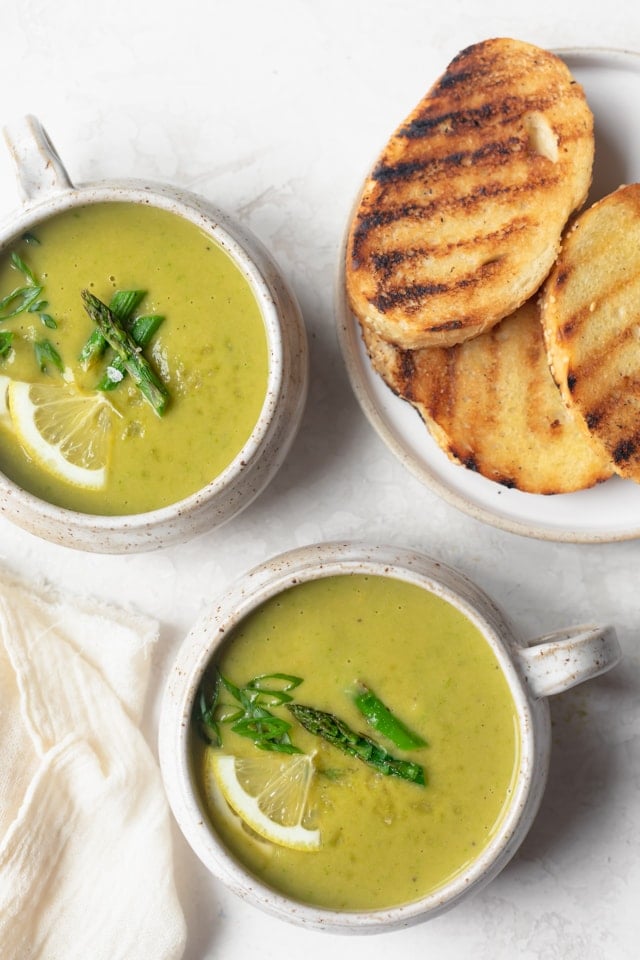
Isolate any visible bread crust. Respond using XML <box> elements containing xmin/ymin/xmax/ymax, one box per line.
<box><xmin>346</xmin><ymin>38</ymin><xmax>594</xmax><ymax>349</ymax></box>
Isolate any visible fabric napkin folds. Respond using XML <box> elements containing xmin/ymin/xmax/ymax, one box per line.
<box><xmin>0</xmin><ymin>571</ymin><xmax>186</xmax><ymax>960</ymax></box>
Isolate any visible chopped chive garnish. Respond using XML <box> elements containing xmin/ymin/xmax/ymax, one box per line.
<box><xmin>34</xmin><ymin>339</ymin><xmax>64</xmax><ymax>373</ymax></box>
<box><xmin>195</xmin><ymin>674</ymin><xmax>222</xmax><ymax>746</ymax></box>
<box><xmin>0</xmin><ymin>331</ymin><xmax>14</xmax><ymax>358</ymax></box>
<box><xmin>10</xmin><ymin>251</ymin><xmax>38</xmax><ymax>285</ymax></box>
<box><xmin>27</xmin><ymin>299</ymin><xmax>48</xmax><ymax>313</ymax></box>
<box><xmin>81</xmin><ymin>290</ymin><xmax>169</xmax><ymax>416</ymax></box>
<box><xmin>0</xmin><ymin>251</ymin><xmax>58</xmax><ymax>334</ymax></box>
<box><xmin>0</xmin><ymin>284</ymin><xmax>44</xmax><ymax>320</ymax></box>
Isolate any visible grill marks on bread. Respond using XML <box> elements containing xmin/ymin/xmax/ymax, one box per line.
<box><xmin>542</xmin><ymin>184</ymin><xmax>640</xmax><ymax>480</ymax></box>
<box><xmin>362</xmin><ymin>299</ymin><xmax>613</xmax><ymax>494</ymax></box>
<box><xmin>346</xmin><ymin>38</ymin><xmax>594</xmax><ymax>349</ymax></box>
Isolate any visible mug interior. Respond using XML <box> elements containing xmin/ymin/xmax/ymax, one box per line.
<box><xmin>161</xmin><ymin>545</ymin><xmax>543</xmax><ymax>932</ymax></box>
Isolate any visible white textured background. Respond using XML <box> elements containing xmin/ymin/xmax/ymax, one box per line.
<box><xmin>0</xmin><ymin>1</ymin><xmax>639</xmax><ymax>958</ymax></box>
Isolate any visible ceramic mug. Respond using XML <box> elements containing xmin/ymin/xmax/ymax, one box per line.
<box><xmin>158</xmin><ymin>541</ymin><xmax>621</xmax><ymax>933</ymax></box>
<box><xmin>0</xmin><ymin>115</ymin><xmax>308</xmax><ymax>553</ymax></box>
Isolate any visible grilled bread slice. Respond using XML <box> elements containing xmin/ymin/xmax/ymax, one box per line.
<box><xmin>346</xmin><ymin>38</ymin><xmax>594</xmax><ymax>349</ymax></box>
<box><xmin>542</xmin><ymin>183</ymin><xmax>640</xmax><ymax>482</ymax></box>
<box><xmin>362</xmin><ymin>299</ymin><xmax>613</xmax><ymax>493</ymax></box>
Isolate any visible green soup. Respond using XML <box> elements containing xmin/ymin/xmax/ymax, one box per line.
<box><xmin>0</xmin><ymin>203</ymin><xmax>269</xmax><ymax>514</ymax></box>
<box><xmin>194</xmin><ymin>574</ymin><xmax>521</xmax><ymax>912</ymax></box>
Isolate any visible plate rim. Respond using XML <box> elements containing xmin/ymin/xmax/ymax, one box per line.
<box><xmin>336</xmin><ymin>45</ymin><xmax>640</xmax><ymax>545</ymax></box>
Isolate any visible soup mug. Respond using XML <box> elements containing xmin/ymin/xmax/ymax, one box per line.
<box><xmin>158</xmin><ymin>541</ymin><xmax>621</xmax><ymax>933</ymax></box>
<box><xmin>0</xmin><ymin>115</ymin><xmax>308</xmax><ymax>553</ymax></box>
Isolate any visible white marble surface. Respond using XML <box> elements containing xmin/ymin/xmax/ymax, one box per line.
<box><xmin>1</xmin><ymin>1</ymin><xmax>639</xmax><ymax>957</ymax></box>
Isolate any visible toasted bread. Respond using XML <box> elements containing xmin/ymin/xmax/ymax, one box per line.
<box><xmin>346</xmin><ymin>38</ymin><xmax>594</xmax><ymax>349</ymax></box>
<box><xmin>541</xmin><ymin>183</ymin><xmax>640</xmax><ymax>481</ymax></box>
<box><xmin>362</xmin><ymin>299</ymin><xmax>613</xmax><ymax>493</ymax></box>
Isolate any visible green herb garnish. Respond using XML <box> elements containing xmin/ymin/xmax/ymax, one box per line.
<box><xmin>196</xmin><ymin>671</ymin><xmax>304</xmax><ymax>755</ymax></box>
<box><xmin>353</xmin><ymin>682</ymin><xmax>427</xmax><ymax>750</ymax></box>
<box><xmin>221</xmin><ymin>672</ymin><xmax>303</xmax><ymax>754</ymax></box>
<box><xmin>0</xmin><ymin>284</ymin><xmax>44</xmax><ymax>321</ymax></box>
<box><xmin>0</xmin><ymin>250</ymin><xmax>58</xmax><ymax>334</ymax></box>
<box><xmin>81</xmin><ymin>290</ymin><xmax>169</xmax><ymax>417</ymax></box>
<box><xmin>34</xmin><ymin>339</ymin><xmax>64</xmax><ymax>373</ymax></box>
<box><xmin>287</xmin><ymin>703</ymin><xmax>426</xmax><ymax>786</ymax></box>
<box><xmin>195</xmin><ymin>672</ymin><xmax>222</xmax><ymax>746</ymax></box>
<box><xmin>97</xmin><ymin>314</ymin><xmax>164</xmax><ymax>391</ymax></box>
<box><xmin>198</xmin><ymin>670</ymin><xmax>427</xmax><ymax>786</ymax></box>
<box><xmin>0</xmin><ymin>331</ymin><xmax>14</xmax><ymax>358</ymax></box>
<box><xmin>78</xmin><ymin>289</ymin><xmax>147</xmax><ymax>370</ymax></box>
<box><xmin>10</xmin><ymin>252</ymin><xmax>38</xmax><ymax>285</ymax></box>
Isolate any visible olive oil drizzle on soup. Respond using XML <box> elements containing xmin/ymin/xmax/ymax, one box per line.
<box><xmin>196</xmin><ymin>574</ymin><xmax>521</xmax><ymax>912</ymax></box>
<box><xmin>0</xmin><ymin>203</ymin><xmax>268</xmax><ymax>515</ymax></box>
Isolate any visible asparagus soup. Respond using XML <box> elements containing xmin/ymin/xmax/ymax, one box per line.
<box><xmin>193</xmin><ymin>573</ymin><xmax>521</xmax><ymax>911</ymax></box>
<box><xmin>0</xmin><ymin>202</ymin><xmax>269</xmax><ymax>515</ymax></box>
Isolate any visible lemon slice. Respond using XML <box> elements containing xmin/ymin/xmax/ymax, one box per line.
<box><xmin>7</xmin><ymin>381</ymin><xmax>113</xmax><ymax>490</ymax></box>
<box><xmin>204</xmin><ymin>751</ymin><xmax>321</xmax><ymax>851</ymax></box>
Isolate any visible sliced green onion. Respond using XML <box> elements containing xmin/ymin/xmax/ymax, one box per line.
<box><xmin>0</xmin><ymin>331</ymin><xmax>14</xmax><ymax>358</ymax></box>
<box><xmin>10</xmin><ymin>251</ymin><xmax>38</xmax><ymax>285</ymax></box>
<box><xmin>194</xmin><ymin>675</ymin><xmax>221</xmax><ymax>746</ymax></box>
<box><xmin>214</xmin><ymin>671</ymin><xmax>303</xmax><ymax>755</ymax></box>
<box><xmin>110</xmin><ymin>289</ymin><xmax>146</xmax><ymax>320</ymax></box>
<box><xmin>0</xmin><ymin>284</ymin><xmax>44</xmax><ymax>320</ymax></box>
<box><xmin>244</xmin><ymin>673</ymin><xmax>304</xmax><ymax>707</ymax></box>
<box><xmin>34</xmin><ymin>339</ymin><xmax>64</xmax><ymax>373</ymax></box>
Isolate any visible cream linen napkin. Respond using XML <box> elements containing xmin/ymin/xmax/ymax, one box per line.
<box><xmin>0</xmin><ymin>571</ymin><xmax>186</xmax><ymax>960</ymax></box>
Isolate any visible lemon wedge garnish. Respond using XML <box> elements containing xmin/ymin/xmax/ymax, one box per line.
<box><xmin>7</xmin><ymin>381</ymin><xmax>114</xmax><ymax>490</ymax></box>
<box><xmin>204</xmin><ymin>751</ymin><xmax>321</xmax><ymax>851</ymax></box>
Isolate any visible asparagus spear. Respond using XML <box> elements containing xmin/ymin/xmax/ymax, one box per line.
<box><xmin>79</xmin><ymin>289</ymin><xmax>146</xmax><ymax>370</ymax></box>
<box><xmin>97</xmin><ymin>314</ymin><xmax>164</xmax><ymax>391</ymax></box>
<box><xmin>353</xmin><ymin>682</ymin><xmax>427</xmax><ymax>750</ymax></box>
<box><xmin>81</xmin><ymin>290</ymin><xmax>169</xmax><ymax>417</ymax></box>
<box><xmin>287</xmin><ymin>703</ymin><xmax>425</xmax><ymax>786</ymax></box>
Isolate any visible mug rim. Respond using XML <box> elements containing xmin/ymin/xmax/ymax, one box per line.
<box><xmin>0</xmin><ymin>178</ymin><xmax>307</xmax><ymax>546</ymax></box>
<box><xmin>158</xmin><ymin>540</ymin><xmax>546</xmax><ymax>932</ymax></box>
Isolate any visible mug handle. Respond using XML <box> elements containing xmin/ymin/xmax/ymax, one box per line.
<box><xmin>2</xmin><ymin>114</ymin><xmax>73</xmax><ymax>203</ymax></box>
<box><xmin>515</xmin><ymin>623</ymin><xmax>621</xmax><ymax>698</ymax></box>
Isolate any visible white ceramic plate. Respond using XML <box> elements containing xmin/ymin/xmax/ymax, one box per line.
<box><xmin>337</xmin><ymin>48</ymin><xmax>640</xmax><ymax>543</ymax></box>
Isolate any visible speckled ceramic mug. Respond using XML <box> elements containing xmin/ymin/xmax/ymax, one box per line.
<box><xmin>158</xmin><ymin>541</ymin><xmax>621</xmax><ymax>933</ymax></box>
<box><xmin>0</xmin><ymin>115</ymin><xmax>308</xmax><ymax>553</ymax></box>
